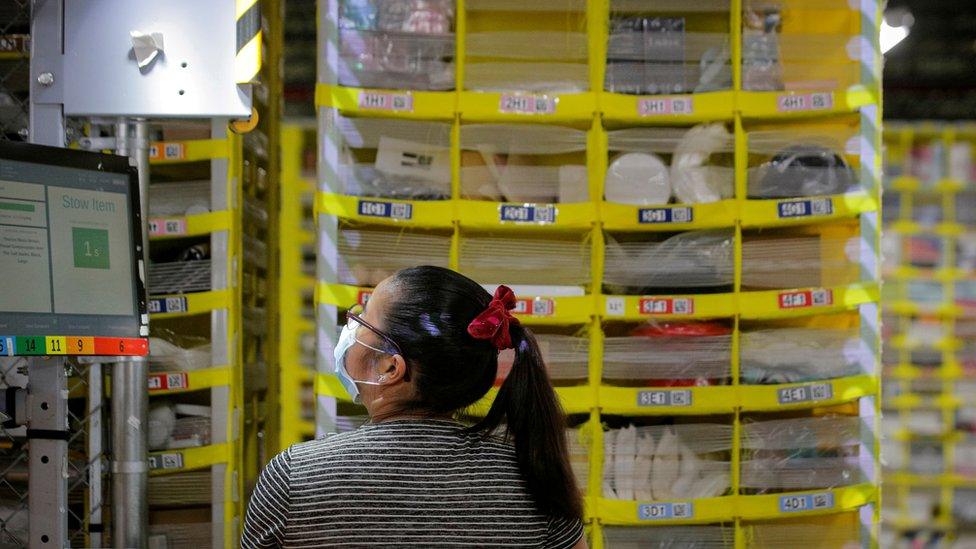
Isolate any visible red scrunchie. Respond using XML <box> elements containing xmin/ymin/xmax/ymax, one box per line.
<box><xmin>467</xmin><ymin>286</ymin><xmax>520</xmax><ymax>350</ymax></box>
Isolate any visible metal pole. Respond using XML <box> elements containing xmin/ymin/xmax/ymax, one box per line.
<box><xmin>110</xmin><ymin>118</ymin><xmax>149</xmax><ymax>549</ymax></box>
<box><xmin>87</xmin><ymin>363</ymin><xmax>104</xmax><ymax>549</ymax></box>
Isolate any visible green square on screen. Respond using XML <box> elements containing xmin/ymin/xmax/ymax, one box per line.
<box><xmin>72</xmin><ymin>227</ymin><xmax>110</xmax><ymax>269</ymax></box>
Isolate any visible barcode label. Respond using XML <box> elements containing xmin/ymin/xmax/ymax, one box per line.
<box><xmin>148</xmin><ymin>218</ymin><xmax>188</xmax><ymax>237</ymax></box>
<box><xmin>499</xmin><ymin>94</ymin><xmax>557</xmax><ymax>115</ymax></box>
<box><xmin>605</xmin><ymin>297</ymin><xmax>625</xmax><ymax>316</ymax></box>
<box><xmin>148</xmin><ymin>297</ymin><xmax>189</xmax><ymax>315</ymax></box>
<box><xmin>148</xmin><ymin>373</ymin><xmax>189</xmax><ymax>392</ymax></box>
<box><xmin>779</xmin><ymin>492</ymin><xmax>834</xmax><ymax>513</ymax></box>
<box><xmin>358</xmin><ymin>91</ymin><xmax>414</xmax><ymax>112</ymax></box>
<box><xmin>777</xmin><ymin>92</ymin><xmax>834</xmax><ymax>113</ymax></box>
<box><xmin>512</xmin><ymin>298</ymin><xmax>555</xmax><ymax>317</ymax></box>
<box><xmin>777</xmin><ymin>383</ymin><xmax>834</xmax><ymax>405</ymax></box>
<box><xmin>638</xmin><ymin>207</ymin><xmax>693</xmax><ymax>224</ymax></box>
<box><xmin>778</xmin><ymin>289</ymin><xmax>834</xmax><ymax>310</ymax></box>
<box><xmin>638</xmin><ymin>502</ymin><xmax>694</xmax><ymax>520</ymax></box>
<box><xmin>638</xmin><ymin>390</ymin><xmax>692</xmax><ymax>407</ymax></box>
<box><xmin>358</xmin><ymin>200</ymin><xmax>413</xmax><ymax>220</ymax></box>
<box><xmin>638</xmin><ymin>97</ymin><xmax>694</xmax><ymax>116</ymax></box>
<box><xmin>639</xmin><ymin>298</ymin><xmax>694</xmax><ymax>315</ymax></box>
<box><xmin>149</xmin><ymin>142</ymin><xmax>186</xmax><ymax>161</ymax></box>
<box><xmin>148</xmin><ymin>452</ymin><xmax>184</xmax><ymax>470</ymax></box>
<box><xmin>499</xmin><ymin>204</ymin><xmax>557</xmax><ymax>224</ymax></box>
<box><xmin>777</xmin><ymin>198</ymin><xmax>834</xmax><ymax>219</ymax></box>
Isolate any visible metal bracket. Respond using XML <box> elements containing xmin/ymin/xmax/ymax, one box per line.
<box><xmin>26</xmin><ymin>357</ymin><xmax>69</xmax><ymax>548</ymax></box>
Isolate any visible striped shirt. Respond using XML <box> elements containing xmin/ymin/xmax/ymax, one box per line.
<box><xmin>242</xmin><ymin>419</ymin><xmax>584</xmax><ymax>548</ymax></box>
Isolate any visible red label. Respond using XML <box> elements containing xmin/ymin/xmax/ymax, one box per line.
<box><xmin>93</xmin><ymin>337</ymin><xmax>149</xmax><ymax>356</ymax></box>
<box><xmin>148</xmin><ymin>372</ymin><xmax>189</xmax><ymax>392</ymax></box>
<box><xmin>149</xmin><ymin>142</ymin><xmax>186</xmax><ymax>161</ymax></box>
<box><xmin>778</xmin><ymin>289</ymin><xmax>834</xmax><ymax>309</ymax></box>
<box><xmin>512</xmin><ymin>298</ymin><xmax>555</xmax><ymax>317</ymax></box>
<box><xmin>356</xmin><ymin>290</ymin><xmax>372</xmax><ymax>306</ymax></box>
<box><xmin>639</xmin><ymin>298</ymin><xmax>695</xmax><ymax>315</ymax></box>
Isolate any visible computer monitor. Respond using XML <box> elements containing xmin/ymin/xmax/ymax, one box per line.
<box><xmin>0</xmin><ymin>141</ymin><xmax>148</xmax><ymax>355</ymax></box>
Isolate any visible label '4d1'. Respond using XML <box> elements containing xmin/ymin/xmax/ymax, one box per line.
<box><xmin>779</xmin><ymin>492</ymin><xmax>834</xmax><ymax>513</ymax></box>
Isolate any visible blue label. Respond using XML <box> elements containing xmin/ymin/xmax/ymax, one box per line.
<box><xmin>499</xmin><ymin>204</ymin><xmax>557</xmax><ymax>224</ymax></box>
<box><xmin>638</xmin><ymin>502</ymin><xmax>694</xmax><ymax>520</ymax></box>
<box><xmin>779</xmin><ymin>492</ymin><xmax>834</xmax><ymax>513</ymax></box>
<box><xmin>358</xmin><ymin>200</ymin><xmax>413</xmax><ymax>220</ymax></box>
<box><xmin>638</xmin><ymin>207</ymin><xmax>693</xmax><ymax>224</ymax></box>
<box><xmin>148</xmin><ymin>297</ymin><xmax>189</xmax><ymax>315</ymax></box>
<box><xmin>0</xmin><ymin>337</ymin><xmax>11</xmax><ymax>356</ymax></box>
<box><xmin>777</xmin><ymin>198</ymin><xmax>833</xmax><ymax>219</ymax></box>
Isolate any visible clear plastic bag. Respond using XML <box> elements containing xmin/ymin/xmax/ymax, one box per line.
<box><xmin>337</xmin><ymin>0</ymin><xmax>456</xmax><ymax>90</ymax></box>
<box><xmin>332</xmin><ymin>115</ymin><xmax>452</xmax><ymax>199</ymax></box>
<box><xmin>603</xmin><ymin>423</ymin><xmax>733</xmax><ymax>501</ymax></box>
<box><xmin>147</xmin><ymin>336</ymin><xmax>212</xmax><ymax>373</ymax></box>
<box><xmin>459</xmin><ymin>124</ymin><xmax>587</xmax><ymax>203</ymax></box>
<box><xmin>337</xmin><ymin>229</ymin><xmax>452</xmax><ymax>286</ymax></box>
<box><xmin>740</xmin><ymin>327</ymin><xmax>867</xmax><ymax>384</ymax></box>
<box><xmin>148</xmin><ymin>180</ymin><xmax>211</xmax><ymax>216</ymax></box>
<box><xmin>603</xmin><ymin>321</ymin><xmax>732</xmax><ymax>385</ymax></box>
<box><xmin>747</xmin><ymin>130</ymin><xmax>858</xmax><ymax>199</ymax></box>
<box><xmin>603</xmin><ymin>526</ymin><xmax>734</xmax><ymax>549</ymax></box>
<box><xmin>459</xmin><ymin>234</ymin><xmax>591</xmax><ymax>287</ymax></box>
<box><xmin>604</xmin><ymin>230</ymin><xmax>734</xmax><ymax>293</ymax></box>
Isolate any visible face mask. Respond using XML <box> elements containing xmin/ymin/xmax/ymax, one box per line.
<box><xmin>333</xmin><ymin>322</ymin><xmax>387</xmax><ymax>404</ymax></box>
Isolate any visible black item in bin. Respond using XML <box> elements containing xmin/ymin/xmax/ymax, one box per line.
<box><xmin>752</xmin><ymin>144</ymin><xmax>857</xmax><ymax>199</ymax></box>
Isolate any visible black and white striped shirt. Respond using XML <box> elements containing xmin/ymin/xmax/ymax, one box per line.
<box><xmin>242</xmin><ymin>419</ymin><xmax>584</xmax><ymax>548</ymax></box>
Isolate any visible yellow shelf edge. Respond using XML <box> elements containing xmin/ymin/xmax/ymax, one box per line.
<box><xmin>739</xmin><ymin>191</ymin><xmax>878</xmax><ymax>228</ymax></box>
<box><xmin>601</xmin><ymin>200</ymin><xmax>737</xmax><ymax>231</ymax></box>
<box><xmin>149</xmin><ymin>289</ymin><xmax>234</xmax><ymax>319</ymax></box>
<box><xmin>148</xmin><ymin>442</ymin><xmax>232</xmax><ymax>476</ymax></box>
<box><xmin>148</xmin><ymin>139</ymin><xmax>230</xmax><ymax>164</ymax></box>
<box><xmin>315</xmin><ymin>84</ymin><xmax>456</xmax><ymax>120</ymax></box>
<box><xmin>147</xmin><ymin>366</ymin><xmax>233</xmax><ymax>395</ymax></box>
<box><xmin>314</xmin><ymin>192</ymin><xmax>454</xmax><ymax>229</ymax></box>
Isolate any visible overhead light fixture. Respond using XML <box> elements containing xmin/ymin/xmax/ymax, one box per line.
<box><xmin>882</xmin><ymin>8</ymin><xmax>914</xmax><ymax>54</ymax></box>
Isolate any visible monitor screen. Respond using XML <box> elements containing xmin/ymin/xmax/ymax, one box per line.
<box><xmin>0</xmin><ymin>142</ymin><xmax>147</xmax><ymax>340</ymax></box>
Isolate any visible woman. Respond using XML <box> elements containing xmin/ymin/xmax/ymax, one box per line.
<box><xmin>242</xmin><ymin>266</ymin><xmax>586</xmax><ymax>548</ymax></box>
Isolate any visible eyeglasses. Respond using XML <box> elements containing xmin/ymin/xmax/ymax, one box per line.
<box><xmin>346</xmin><ymin>303</ymin><xmax>404</xmax><ymax>358</ymax></box>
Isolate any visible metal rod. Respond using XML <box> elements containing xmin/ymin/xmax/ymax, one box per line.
<box><xmin>111</xmin><ymin>118</ymin><xmax>150</xmax><ymax>548</ymax></box>
<box><xmin>26</xmin><ymin>358</ymin><xmax>69</xmax><ymax>548</ymax></box>
<box><xmin>87</xmin><ymin>363</ymin><xmax>103</xmax><ymax>549</ymax></box>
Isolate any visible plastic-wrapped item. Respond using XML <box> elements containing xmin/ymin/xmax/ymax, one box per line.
<box><xmin>148</xmin><ymin>401</ymin><xmax>212</xmax><ymax>451</ymax></box>
<box><xmin>603</xmin><ymin>230</ymin><xmax>734</xmax><ymax>293</ymax></box>
<box><xmin>148</xmin><ymin>402</ymin><xmax>177</xmax><ymax>450</ymax></box>
<box><xmin>459</xmin><ymin>125</ymin><xmax>587</xmax><ymax>203</ymax></box>
<box><xmin>741</xmin><ymin>234</ymin><xmax>859</xmax><ymax>290</ymax></box>
<box><xmin>741</xmin><ymin>416</ymin><xmax>866</xmax><ymax>451</ymax></box>
<box><xmin>567</xmin><ymin>428</ymin><xmax>589</xmax><ymax>491</ymax></box>
<box><xmin>148</xmin><ymin>180</ymin><xmax>211</xmax><ymax>216</ymax></box>
<box><xmin>603</xmin><ymin>525</ymin><xmax>734</xmax><ymax>549</ymax></box>
<box><xmin>459</xmin><ymin>235</ymin><xmax>591</xmax><ymax>287</ymax></box>
<box><xmin>148</xmin><ymin>472</ymin><xmax>212</xmax><ymax>507</ymax></box>
<box><xmin>955</xmin><ymin>489</ymin><xmax>976</xmax><ymax>525</ymax></box>
<box><xmin>603</xmin><ymin>321</ymin><xmax>732</xmax><ymax>385</ymax></box>
<box><xmin>741</xmin><ymin>5</ymin><xmax>783</xmax><ymax>91</ymax></box>
<box><xmin>605</xmin><ymin>125</ymin><xmax>734</xmax><ymax>205</ymax></box>
<box><xmin>332</xmin><ymin>115</ymin><xmax>452</xmax><ymax>199</ymax></box>
<box><xmin>337</xmin><ymin>0</ymin><xmax>455</xmax><ymax>90</ymax></box>
<box><xmin>149</xmin><ymin>258</ymin><xmax>211</xmax><ymax>295</ymax></box>
<box><xmin>740</xmin><ymin>327</ymin><xmax>867</xmax><ymax>384</ymax></box>
<box><xmin>740</xmin><ymin>455</ymin><xmax>861</xmax><ymax>491</ymax></box>
<box><xmin>497</xmin><ymin>334</ymin><xmax>588</xmax><ymax>384</ymax></box>
<box><xmin>147</xmin><ymin>337</ymin><xmax>211</xmax><ymax>372</ymax></box>
<box><xmin>337</xmin><ymin>228</ymin><xmax>451</xmax><ymax>287</ymax></box>
<box><xmin>603</xmin><ymin>423</ymin><xmax>732</xmax><ymax>501</ymax></box>
<box><xmin>747</xmin><ymin>129</ymin><xmax>858</xmax><ymax>199</ymax></box>
<box><xmin>961</xmin><ymin>441</ymin><xmax>976</xmax><ymax>478</ymax></box>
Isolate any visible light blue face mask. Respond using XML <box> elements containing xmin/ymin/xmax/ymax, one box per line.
<box><xmin>333</xmin><ymin>321</ymin><xmax>389</xmax><ymax>404</ymax></box>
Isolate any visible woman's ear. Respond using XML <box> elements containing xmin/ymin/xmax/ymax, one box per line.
<box><xmin>379</xmin><ymin>354</ymin><xmax>408</xmax><ymax>384</ymax></box>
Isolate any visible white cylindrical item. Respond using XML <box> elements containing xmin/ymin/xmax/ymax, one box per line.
<box><xmin>147</xmin><ymin>402</ymin><xmax>176</xmax><ymax>451</ymax></box>
<box><xmin>671</xmin><ymin>123</ymin><xmax>733</xmax><ymax>204</ymax></box>
<box><xmin>605</xmin><ymin>152</ymin><xmax>671</xmax><ymax>205</ymax></box>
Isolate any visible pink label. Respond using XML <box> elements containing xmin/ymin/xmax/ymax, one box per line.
<box><xmin>148</xmin><ymin>218</ymin><xmax>187</xmax><ymax>237</ymax></box>
<box><xmin>778</xmin><ymin>289</ymin><xmax>834</xmax><ymax>309</ymax></box>
<box><xmin>776</xmin><ymin>92</ymin><xmax>834</xmax><ymax>113</ymax></box>
<box><xmin>358</xmin><ymin>91</ymin><xmax>414</xmax><ymax>112</ymax></box>
<box><xmin>512</xmin><ymin>298</ymin><xmax>555</xmax><ymax>317</ymax></box>
<box><xmin>499</xmin><ymin>94</ymin><xmax>557</xmax><ymax>115</ymax></box>
<box><xmin>639</xmin><ymin>298</ymin><xmax>695</xmax><ymax>315</ymax></box>
<box><xmin>638</xmin><ymin>97</ymin><xmax>694</xmax><ymax>116</ymax></box>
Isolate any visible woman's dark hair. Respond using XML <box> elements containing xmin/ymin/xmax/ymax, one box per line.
<box><xmin>382</xmin><ymin>265</ymin><xmax>583</xmax><ymax>521</ymax></box>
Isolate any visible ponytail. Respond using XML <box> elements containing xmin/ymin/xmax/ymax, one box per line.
<box><xmin>470</xmin><ymin>323</ymin><xmax>584</xmax><ymax>522</ymax></box>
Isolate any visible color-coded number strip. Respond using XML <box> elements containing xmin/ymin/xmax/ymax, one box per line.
<box><xmin>0</xmin><ymin>336</ymin><xmax>148</xmax><ymax>356</ymax></box>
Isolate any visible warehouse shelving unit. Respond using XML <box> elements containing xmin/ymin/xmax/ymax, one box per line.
<box><xmin>880</xmin><ymin>124</ymin><xmax>976</xmax><ymax>547</ymax></box>
<box><xmin>315</xmin><ymin>0</ymin><xmax>882</xmax><ymax>547</ymax></box>
<box><xmin>273</xmin><ymin>123</ymin><xmax>318</xmax><ymax>451</ymax></box>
